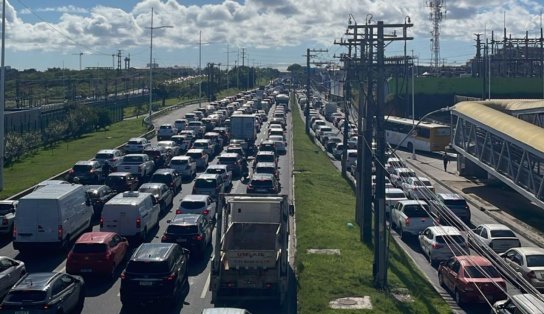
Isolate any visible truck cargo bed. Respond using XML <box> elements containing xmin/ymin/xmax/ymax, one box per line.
<box><xmin>221</xmin><ymin>223</ymin><xmax>280</xmax><ymax>269</ymax></box>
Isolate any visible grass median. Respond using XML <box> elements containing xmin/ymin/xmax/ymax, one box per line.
<box><xmin>292</xmin><ymin>104</ymin><xmax>451</xmax><ymax>313</ymax></box>
<box><xmin>0</xmin><ymin>118</ymin><xmax>148</xmax><ymax>199</ymax></box>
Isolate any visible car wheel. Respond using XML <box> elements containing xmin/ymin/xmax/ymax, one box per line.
<box><xmin>429</xmin><ymin>252</ymin><xmax>437</xmax><ymax>267</ymax></box>
<box><xmin>141</xmin><ymin>228</ymin><xmax>148</xmax><ymax>242</ymax></box>
<box><xmin>399</xmin><ymin>226</ymin><xmax>406</xmax><ymax>240</ymax></box>
<box><xmin>438</xmin><ymin>273</ymin><xmax>445</xmax><ymax>288</ymax></box>
<box><xmin>454</xmin><ymin>289</ymin><xmax>464</xmax><ymax>305</ymax></box>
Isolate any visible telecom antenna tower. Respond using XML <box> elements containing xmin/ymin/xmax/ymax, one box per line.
<box><xmin>428</xmin><ymin>0</ymin><xmax>445</xmax><ymax>74</ymax></box>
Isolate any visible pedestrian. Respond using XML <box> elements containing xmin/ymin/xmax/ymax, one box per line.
<box><xmin>443</xmin><ymin>152</ymin><xmax>449</xmax><ymax>172</ymax></box>
<box><xmin>241</xmin><ymin>158</ymin><xmax>249</xmax><ymax>180</ymax></box>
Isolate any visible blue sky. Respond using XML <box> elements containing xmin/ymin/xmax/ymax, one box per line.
<box><xmin>3</xmin><ymin>0</ymin><xmax>544</xmax><ymax>71</ymax></box>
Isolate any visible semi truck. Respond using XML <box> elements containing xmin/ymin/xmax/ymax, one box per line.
<box><xmin>230</xmin><ymin>114</ymin><xmax>257</xmax><ymax>153</ymax></box>
<box><xmin>210</xmin><ymin>194</ymin><xmax>291</xmax><ymax>305</ymax></box>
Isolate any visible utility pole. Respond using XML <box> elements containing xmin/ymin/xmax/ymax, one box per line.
<box><xmin>305</xmin><ymin>48</ymin><xmax>328</xmax><ymax>134</ymax></box>
<box><xmin>199</xmin><ymin>30</ymin><xmax>202</xmax><ymax>108</ymax></box>
<box><xmin>0</xmin><ymin>0</ymin><xmax>6</xmax><ymax>191</ymax></box>
<box><xmin>72</xmin><ymin>52</ymin><xmax>83</xmax><ymax>71</ymax></box>
<box><xmin>341</xmin><ymin>18</ymin><xmax>413</xmax><ymax>289</ymax></box>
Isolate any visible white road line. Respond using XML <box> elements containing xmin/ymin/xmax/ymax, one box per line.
<box><xmin>200</xmin><ymin>272</ymin><xmax>211</xmax><ymax>298</ymax></box>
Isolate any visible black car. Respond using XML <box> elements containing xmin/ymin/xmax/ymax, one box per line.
<box><xmin>149</xmin><ymin>168</ymin><xmax>183</xmax><ymax>194</ymax></box>
<box><xmin>67</xmin><ymin>160</ymin><xmax>101</xmax><ymax>184</ymax></box>
<box><xmin>105</xmin><ymin>172</ymin><xmax>139</xmax><ymax>193</ymax></box>
<box><xmin>161</xmin><ymin>214</ymin><xmax>213</xmax><ymax>256</ymax></box>
<box><xmin>0</xmin><ymin>272</ymin><xmax>85</xmax><ymax>313</ymax></box>
<box><xmin>85</xmin><ymin>185</ymin><xmax>117</xmax><ymax>218</ymax></box>
<box><xmin>144</xmin><ymin>147</ymin><xmax>169</xmax><ymax>169</ymax></box>
<box><xmin>120</xmin><ymin>243</ymin><xmax>189</xmax><ymax>307</ymax></box>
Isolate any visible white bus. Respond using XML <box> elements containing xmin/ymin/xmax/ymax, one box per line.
<box><xmin>385</xmin><ymin>116</ymin><xmax>451</xmax><ymax>152</ymax></box>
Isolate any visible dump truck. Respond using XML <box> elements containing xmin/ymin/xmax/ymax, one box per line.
<box><xmin>210</xmin><ymin>194</ymin><xmax>291</xmax><ymax>305</ymax></box>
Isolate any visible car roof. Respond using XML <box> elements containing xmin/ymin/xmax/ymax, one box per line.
<box><xmin>479</xmin><ymin>224</ymin><xmax>513</xmax><ymax>231</ymax></box>
<box><xmin>256</xmin><ymin>162</ymin><xmax>276</xmax><ymax>168</ymax></box>
<box><xmin>171</xmin><ymin>156</ymin><xmax>191</xmax><ymax>161</ymax></box>
<box><xmin>197</xmin><ymin>173</ymin><xmax>220</xmax><ymax>179</ymax></box>
<box><xmin>74</xmin><ymin>160</ymin><xmax>98</xmax><ymax>166</ymax></box>
<box><xmin>108</xmin><ymin>172</ymin><xmax>132</xmax><ymax>177</ymax></box>
<box><xmin>509</xmin><ymin>247</ymin><xmax>544</xmax><ymax>255</ymax></box>
<box><xmin>187</xmin><ymin>148</ymin><xmax>205</xmax><ymax>153</ymax></box>
<box><xmin>97</xmin><ymin>149</ymin><xmax>120</xmax><ymax>154</ymax></box>
<box><xmin>219</xmin><ymin>153</ymin><xmax>240</xmax><ymax>158</ymax></box>
<box><xmin>397</xmin><ymin>200</ymin><xmax>427</xmax><ymax>206</ymax></box>
<box><xmin>251</xmin><ymin>173</ymin><xmax>275</xmax><ymax>180</ymax></box>
<box><xmin>437</xmin><ymin>193</ymin><xmax>464</xmax><ymax>200</ymax></box>
<box><xmin>182</xmin><ymin>194</ymin><xmax>210</xmax><ymax>202</ymax></box>
<box><xmin>139</xmin><ymin>183</ymin><xmax>167</xmax><ymax>190</ymax></box>
<box><xmin>510</xmin><ymin>294</ymin><xmax>544</xmax><ymax>312</ymax></box>
<box><xmin>455</xmin><ymin>255</ymin><xmax>493</xmax><ymax>267</ymax></box>
<box><xmin>207</xmin><ymin>164</ymin><xmax>228</xmax><ymax>170</ymax></box>
<box><xmin>261</xmin><ymin>140</ymin><xmax>274</xmax><ymax>144</ymax></box>
<box><xmin>76</xmin><ymin>232</ymin><xmax>116</xmax><ymax>244</ymax></box>
<box><xmin>13</xmin><ymin>273</ymin><xmax>60</xmax><ymax>291</ymax></box>
<box><xmin>171</xmin><ymin>214</ymin><xmax>202</xmax><ymax>225</ymax></box>
<box><xmin>427</xmin><ymin>226</ymin><xmax>462</xmax><ymax>236</ymax></box>
<box><xmin>257</xmin><ymin>151</ymin><xmax>275</xmax><ymax>156</ymax></box>
<box><xmin>385</xmin><ymin>188</ymin><xmax>404</xmax><ymax>193</ymax></box>
<box><xmin>157</xmin><ymin>141</ymin><xmax>176</xmax><ymax>145</ymax></box>
<box><xmin>195</xmin><ymin>139</ymin><xmax>211</xmax><ymax>143</ymax></box>
<box><xmin>131</xmin><ymin>243</ymin><xmax>176</xmax><ymax>261</ymax></box>
<box><xmin>153</xmin><ymin>168</ymin><xmax>176</xmax><ymax>175</ymax></box>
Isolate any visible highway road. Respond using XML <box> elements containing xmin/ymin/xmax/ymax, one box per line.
<box><xmin>298</xmin><ymin>98</ymin><xmax>540</xmax><ymax>314</ymax></box>
<box><xmin>0</xmin><ymin>100</ymin><xmax>297</xmax><ymax>314</ymax></box>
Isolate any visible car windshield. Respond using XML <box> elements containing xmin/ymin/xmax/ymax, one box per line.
<box><xmin>387</xmin><ymin>192</ymin><xmax>406</xmax><ymax>199</ymax></box>
<box><xmin>195</xmin><ymin>179</ymin><xmax>216</xmax><ymax>188</ymax></box>
<box><xmin>73</xmin><ymin>165</ymin><xmax>92</xmax><ymax>172</ymax></box>
<box><xmin>526</xmin><ymin>254</ymin><xmax>544</xmax><ymax>267</ymax></box>
<box><xmin>160</xmin><ymin>125</ymin><xmax>171</xmax><ymax>129</ymax></box>
<box><xmin>400</xmin><ymin>171</ymin><xmax>416</xmax><ymax>178</ymax></box>
<box><xmin>257</xmin><ymin>155</ymin><xmax>275</xmax><ymax>163</ymax></box>
<box><xmin>403</xmin><ymin>205</ymin><xmax>430</xmax><ymax>217</ymax></box>
<box><xmin>150</xmin><ymin>174</ymin><xmax>171</xmax><ymax>184</ymax></box>
<box><xmin>4</xmin><ymin>291</ymin><xmax>47</xmax><ymax>303</ymax></box>
<box><xmin>219</xmin><ymin>157</ymin><xmax>237</xmax><ymax>164</ymax></box>
<box><xmin>72</xmin><ymin>243</ymin><xmax>107</xmax><ymax>254</ymax></box>
<box><xmin>186</xmin><ymin>153</ymin><xmax>202</xmax><ymax>159</ymax></box>
<box><xmin>180</xmin><ymin>201</ymin><xmax>206</xmax><ymax>210</ymax></box>
<box><xmin>138</xmin><ymin>187</ymin><xmax>159</xmax><ymax>196</ymax></box>
<box><xmin>436</xmin><ymin>235</ymin><xmax>465</xmax><ymax>244</ymax></box>
<box><xmin>126</xmin><ymin>261</ymin><xmax>169</xmax><ymax>274</ymax></box>
<box><xmin>127</xmin><ymin>140</ymin><xmax>142</xmax><ymax>145</ymax></box>
<box><xmin>106</xmin><ymin>176</ymin><xmax>126</xmax><ymax>185</ymax></box>
<box><xmin>256</xmin><ymin>167</ymin><xmax>275</xmax><ymax>174</ymax></box>
<box><xmin>251</xmin><ymin>179</ymin><xmax>273</xmax><ymax>187</ymax></box>
<box><xmin>170</xmin><ymin>159</ymin><xmax>188</xmax><ymax>166</ymax></box>
<box><xmin>464</xmin><ymin>266</ymin><xmax>501</xmax><ymax>278</ymax></box>
<box><xmin>123</xmin><ymin>156</ymin><xmax>143</xmax><ymax>163</ymax></box>
<box><xmin>95</xmin><ymin>153</ymin><xmax>114</xmax><ymax>159</ymax></box>
<box><xmin>490</xmin><ymin>230</ymin><xmax>516</xmax><ymax>238</ymax></box>
<box><xmin>443</xmin><ymin>199</ymin><xmax>467</xmax><ymax>207</ymax></box>
<box><xmin>206</xmin><ymin>168</ymin><xmax>225</xmax><ymax>175</ymax></box>
<box><xmin>0</xmin><ymin>203</ymin><xmax>14</xmax><ymax>215</ymax></box>
<box><xmin>193</xmin><ymin>143</ymin><xmax>208</xmax><ymax>149</ymax></box>
<box><xmin>166</xmin><ymin>225</ymin><xmax>198</xmax><ymax>235</ymax></box>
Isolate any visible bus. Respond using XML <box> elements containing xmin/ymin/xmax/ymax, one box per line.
<box><xmin>384</xmin><ymin>116</ymin><xmax>451</xmax><ymax>152</ymax></box>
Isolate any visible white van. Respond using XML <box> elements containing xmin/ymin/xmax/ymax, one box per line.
<box><xmin>100</xmin><ymin>191</ymin><xmax>160</xmax><ymax>241</ymax></box>
<box><xmin>13</xmin><ymin>184</ymin><xmax>93</xmax><ymax>251</ymax></box>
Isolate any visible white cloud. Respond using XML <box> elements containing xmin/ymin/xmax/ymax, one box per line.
<box><xmin>36</xmin><ymin>5</ymin><xmax>89</xmax><ymax>14</ymax></box>
<box><xmin>6</xmin><ymin>0</ymin><xmax>544</xmax><ymax>58</ymax></box>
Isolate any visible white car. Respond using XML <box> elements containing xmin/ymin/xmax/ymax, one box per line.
<box><xmin>269</xmin><ymin>135</ymin><xmax>287</xmax><ymax>155</ymax></box>
<box><xmin>470</xmin><ymin>224</ymin><xmax>521</xmax><ymax>253</ymax></box>
<box><xmin>389</xmin><ymin>167</ymin><xmax>417</xmax><ymax>188</ymax></box>
<box><xmin>169</xmin><ymin>156</ymin><xmax>197</xmax><ymax>179</ymax></box>
<box><xmin>0</xmin><ymin>201</ymin><xmax>17</xmax><ymax>236</ymax></box>
<box><xmin>125</xmin><ymin>137</ymin><xmax>151</xmax><ymax>154</ymax></box>
<box><xmin>419</xmin><ymin>226</ymin><xmax>469</xmax><ymax>266</ymax></box>
<box><xmin>94</xmin><ymin>149</ymin><xmax>124</xmax><ymax>168</ymax></box>
<box><xmin>204</xmin><ymin>164</ymin><xmax>233</xmax><ymax>190</ymax></box>
<box><xmin>385</xmin><ymin>188</ymin><xmax>408</xmax><ymax>215</ymax></box>
<box><xmin>401</xmin><ymin>177</ymin><xmax>435</xmax><ymax>200</ymax></box>
<box><xmin>157</xmin><ymin>124</ymin><xmax>178</xmax><ymax>141</ymax></box>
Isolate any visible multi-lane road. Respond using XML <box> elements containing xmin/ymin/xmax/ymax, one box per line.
<box><xmin>0</xmin><ymin>101</ymin><xmax>297</xmax><ymax>314</ymax></box>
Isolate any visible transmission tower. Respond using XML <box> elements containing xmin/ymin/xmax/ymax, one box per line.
<box><xmin>428</xmin><ymin>0</ymin><xmax>445</xmax><ymax>74</ymax></box>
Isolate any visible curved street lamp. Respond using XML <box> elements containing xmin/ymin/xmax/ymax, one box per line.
<box><xmin>146</xmin><ymin>7</ymin><xmax>173</xmax><ymax>125</ymax></box>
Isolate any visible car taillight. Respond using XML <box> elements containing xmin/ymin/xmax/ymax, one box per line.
<box><xmin>69</xmin><ymin>169</ymin><xmax>74</xmax><ymax>174</ymax></box>
<box><xmin>136</xmin><ymin>217</ymin><xmax>141</xmax><ymax>228</ymax></box>
<box><xmin>57</xmin><ymin>225</ymin><xmax>63</xmax><ymax>240</ymax></box>
<box><xmin>528</xmin><ymin>271</ymin><xmax>536</xmax><ymax>279</ymax></box>
<box><xmin>161</xmin><ymin>234</ymin><xmax>170</xmax><ymax>241</ymax></box>
<box><xmin>100</xmin><ymin>217</ymin><xmax>104</xmax><ymax>228</ymax></box>
<box><xmin>226</xmin><ymin>282</ymin><xmax>235</xmax><ymax>288</ymax></box>
<box><xmin>265</xmin><ymin>282</ymin><xmax>273</xmax><ymax>289</ymax></box>
<box><xmin>432</xmin><ymin>243</ymin><xmax>443</xmax><ymax>249</ymax></box>
<box><xmin>404</xmin><ymin>218</ymin><xmax>410</xmax><ymax>226</ymax></box>
<box><xmin>165</xmin><ymin>272</ymin><xmax>177</xmax><ymax>281</ymax></box>
<box><xmin>203</xmin><ymin>209</ymin><xmax>209</xmax><ymax>216</ymax></box>
<box><xmin>1</xmin><ymin>218</ymin><xmax>7</xmax><ymax>225</ymax></box>
<box><xmin>194</xmin><ymin>234</ymin><xmax>203</xmax><ymax>241</ymax></box>
<box><xmin>120</xmin><ymin>271</ymin><xmax>126</xmax><ymax>280</ymax></box>
<box><xmin>105</xmin><ymin>251</ymin><xmax>113</xmax><ymax>260</ymax></box>
<box><xmin>176</xmin><ymin>209</ymin><xmax>182</xmax><ymax>214</ymax></box>
<box><xmin>12</xmin><ymin>225</ymin><xmax>17</xmax><ymax>238</ymax></box>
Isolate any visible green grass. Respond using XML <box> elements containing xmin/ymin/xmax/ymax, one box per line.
<box><xmin>292</xmin><ymin>101</ymin><xmax>451</xmax><ymax>313</ymax></box>
<box><xmin>1</xmin><ymin>118</ymin><xmax>148</xmax><ymax>199</ymax></box>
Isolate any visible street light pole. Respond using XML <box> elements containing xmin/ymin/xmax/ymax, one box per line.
<box><xmin>411</xmin><ymin>50</ymin><xmax>416</xmax><ymax>160</ymax></box>
<box><xmin>147</xmin><ymin>7</ymin><xmax>172</xmax><ymax>124</ymax></box>
<box><xmin>0</xmin><ymin>0</ymin><xmax>5</xmax><ymax>191</ymax></box>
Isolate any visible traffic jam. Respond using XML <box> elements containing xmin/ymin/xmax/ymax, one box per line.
<box><xmin>0</xmin><ymin>85</ymin><xmax>292</xmax><ymax>314</ymax></box>
<box><xmin>297</xmin><ymin>90</ymin><xmax>544</xmax><ymax>313</ymax></box>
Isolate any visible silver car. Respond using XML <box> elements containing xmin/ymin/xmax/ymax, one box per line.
<box><xmin>177</xmin><ymin>194</ymin><xmax>216</xmax><ymax>222</ymax></box>
<box><xmin>169</xmin><ymin>156</ymin><xmax>197</xmax><ymax>179</ymax></box>
<box><xmin>501</xmin><ymin>247</ymin><xmax>544</xmax><ymax>292</ymax></box>
<box><xmin>0</xmin><ymin>256</ymin><xmax>26</xmax><ymax>298</ymax></box>
<box><xmin>0</xmin><ymin>201</ymin><xmax>16</xmax><ymax>236</ymax></box>
<box><xmin>418</xmin><ymin>226</ymin><xmax>468</xmax><ymax>266</ymax></box>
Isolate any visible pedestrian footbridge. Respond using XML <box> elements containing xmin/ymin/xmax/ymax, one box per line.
<box><xmin>452</xmin><ymin>100</ymin><xmax>544</xmax><ymax>209</ymax></box>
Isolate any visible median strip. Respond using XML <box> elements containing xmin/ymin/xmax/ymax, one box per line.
<box><xmin>292</xmin><ymin>102</ymin><xmax>450</xmax><ymax>313</ymax></box>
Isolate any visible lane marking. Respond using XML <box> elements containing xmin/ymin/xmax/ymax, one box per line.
<box><xmin>200</xmin><ymin>272</ymin><xmax>211</xmax><ymax>298</ymax></box>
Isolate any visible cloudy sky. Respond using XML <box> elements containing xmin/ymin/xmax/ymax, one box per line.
<box><xmin>3</xmin><ymin>0</ymin><xmax>544</xmax><ymax>71</ymax></box>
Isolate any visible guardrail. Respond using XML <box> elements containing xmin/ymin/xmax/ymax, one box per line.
<box><xmin>5</xmin><ymin>98</ymin><xmax>205</xmax><ymax>201</ymax></box>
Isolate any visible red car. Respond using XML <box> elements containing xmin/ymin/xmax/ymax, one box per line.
<box><xmin>438</xmin><ymin>255</ymin><xmax>507</xmax><ymax>305</ymax></box>
<box><xmin>66</xmin><ymin>232</ymin><xmax>129</xmax><ymax>277</ymax></box>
